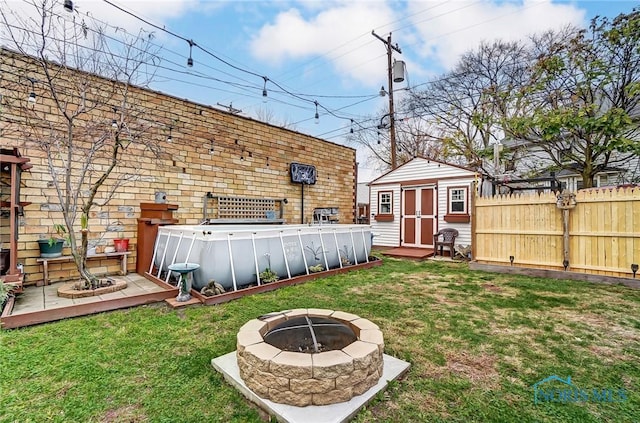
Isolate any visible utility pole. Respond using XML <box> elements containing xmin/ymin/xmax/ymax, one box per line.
<box><xmin>372</xmin><ymin>30</ymin><xmax>401</xmax><ymax>169</ymax></box>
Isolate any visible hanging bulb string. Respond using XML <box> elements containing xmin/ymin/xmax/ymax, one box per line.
<box><xmin>18</xmin><ymin>5</ymin><xmax>379</xmax><ymax>132</ymax></box>
<box><xmin>101</xmin><ymin>0</ymin><xmax>372</xmax><ymax>123</ymax></box>
<box><xmin>19</xmin><ymin>1</ymin><xmax>387</xmax><ymax>135</ymax></box>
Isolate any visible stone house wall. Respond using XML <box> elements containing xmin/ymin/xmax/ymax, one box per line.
<box><xmin>0</xmin><ymin>49</ymin><xmax>357</xmax><ymax>285</ymax></box>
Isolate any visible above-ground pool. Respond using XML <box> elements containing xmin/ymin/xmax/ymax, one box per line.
<box><xmin>149</xmin><ymin>224</ymin><xmax>373</xmax><ymax>291</ymax></box>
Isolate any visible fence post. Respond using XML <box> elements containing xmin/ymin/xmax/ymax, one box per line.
<box><xmin>556</xmin><ymin>191</ymin><xmax>577</xmax><ymax>270</ymax></box>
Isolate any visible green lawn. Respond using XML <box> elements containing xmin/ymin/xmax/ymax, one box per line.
<box><xmin>1</xmin><ymin>257</ymin><xmax>639</xmax><ymax>422</ymax></box>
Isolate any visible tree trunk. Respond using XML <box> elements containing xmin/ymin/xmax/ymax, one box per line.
<box><xmin>74</xmin><ymin>229</ymin><xmax>96</xmax><ymax>288</ymax></box>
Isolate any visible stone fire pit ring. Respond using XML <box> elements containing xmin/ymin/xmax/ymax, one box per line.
<box><xmin>236</xmin><ymin>308</ymin><xmax>384</xmax><ymax>407</ymax></box>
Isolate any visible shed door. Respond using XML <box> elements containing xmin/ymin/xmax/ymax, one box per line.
<box><xmin>402</xmin><ymin>187</ymin><xmax>436</xmax><ymax>248</ymax></box>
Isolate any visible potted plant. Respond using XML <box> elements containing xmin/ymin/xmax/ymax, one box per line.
<box><xmin>113</xmin><ymin>231</ymin><xmax>129</xmax><ymax>253</ymax></box>
<box><xmin>0</xmin><ymin>280</ymin><xmax>12</xmax><ymax>313</ymax></box>
<box><xmin>38</xmin><ymin>224</ymin><xmax>67</xmax><ymax>258</ymax></box>
<box><xmin>259</xmin><ymin>268</ymin><xmax>279</xmax><ymax>284</ymax></box>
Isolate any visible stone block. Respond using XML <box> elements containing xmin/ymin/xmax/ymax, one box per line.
<box><xmin>284</xmin><ymin>308</ymin><xmax>308</xmax><ymax>318</ymax></box>
<box><xmin>312</xmin><ymin>350</ymin><xmax>354</xmax><ymax>379</ymax></box>
<box><xmin>306</xmin><ymin>308</ymin><xmax>334</xmax><ymax>317</ymax></box>
<box><xmin>270</xmin><ymin>352</ymin><xmax>313</xmax><ymax>379</ymax></box>
<box><xmin>237</xmin><ymin>355</ymin><xmax>253</xmax><ymax>379</ymax></box>
<box><xmin>238</xmin><ymin>318</ymin><xmax>268</xmax><ymax>334</ymax></box>
<box><xmin>236</xmin><ymin>330</ymin><xmax>264</xmax><ymax>353</ymax></box>
<box><xmin>268</xmin><ymin>389</ymin><xmax>312</xmax><ymax>407</ymax></box>
<box><xmin>331</xmin><ymin>310</ymin><xmax>360</xmax><ymax>322</ymax></box>
<box><xmin>359</xmin><ymin>329</ymin><xmax>384</xmax><ymax>352</ymax></box>
<box><xmin>350</xmin><ymin>368</ymin><xmax>381</xmax><ymax>396</ymax></box>
<box><xmin>262</xmin><ymin>314</ymin><xmax>288</xmax><ymax>331</ymax></box>
<box><xmin>254</xmin><ymin>368</ymin><xmax>290</xmax><ymax>390</ymax></box>
<box><xmin>342</xmin><ymin>340</ymin><xmax>379</xmax><ymax>370</ymax></box>
<box><xmin>336</xmin><ymin>368</ymin><xmax>367</xmax><ymax>389</ymax></box>
<box><xmin>351</xmin><ymin>318</ymin><xmax>380</xmax><ymax>331</ymax></box>
<box><xmin>242</xmin><ymin>343</ymin><xmax>281</xmax><ymax>372</ymax></box>
<box><xmin>245</xmin><ymin>378</ymin><xmax>270</xmax><ymax>398</ymax></box>
<box><xmin>290</xmin><ymin>377</ymin><xmax>335</xmax><ymax>394</ymax></box>
<box><xmin>312</xmin><ymin>387</ymin><xmax>353</xmax><ymax>406</ymax></box>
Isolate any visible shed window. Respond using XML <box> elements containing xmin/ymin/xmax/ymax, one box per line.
<box><xmin>378</xmin><ymin>192</ymin><xmax>393</xmax><ymax>214</ymax></box>
<box><xmin>379</xmin><ymin>192</ymin><xmax>392</xmax><ymax>214</ymax></box>
<box><xmin>449</xmin><ymin>188</ymin><xmax>467</xmax><ymax>214</ymax></box>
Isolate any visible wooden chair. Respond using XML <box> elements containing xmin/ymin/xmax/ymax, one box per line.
<box><xmin>433</xmin><ymin>228</ymin><xmax>459</xmax><ymax>257</ymax></box>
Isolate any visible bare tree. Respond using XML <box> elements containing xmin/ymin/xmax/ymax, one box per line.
<box><xmin>254</xmin><ymin>105</ymin><xmax>299</xmax><ymax>131</ymax></box>
<box><xmin>0</xmin><ymin>0</ymin><xmax>162</xmax><ymax>287</ymax></box>
<box><xmin>407</xmin><ymin>39</ymin><xmax>534</xmax><ymax>174</ymax></box>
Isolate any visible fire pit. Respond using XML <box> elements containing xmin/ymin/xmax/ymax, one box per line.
<box><xmin>236</xmin><ymin>309</ymin><xmax>384</xmax><ymax>407</ymax></box>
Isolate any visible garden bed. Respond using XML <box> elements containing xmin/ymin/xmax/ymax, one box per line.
<box><xmin>174</xmin><ymin>257</ymin><xmax>383</xmax><ymax>306</ymax></box>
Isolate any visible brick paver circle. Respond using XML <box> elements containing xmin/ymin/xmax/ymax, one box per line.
<box><xmin>236</xmin><ymin>309</ymin><xmax>384</xmax><ymax>406</ymax></box>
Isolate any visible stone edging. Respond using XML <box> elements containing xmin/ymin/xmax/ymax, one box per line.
<box><xmin>236</xmin><ymin>308</ymin><xmax>384</xmax><ymax>406</ymax></box>
<box><xmin>56</xmin><ymin>278</ymin><xmax>127</xmax><ymax>298</ymax></box>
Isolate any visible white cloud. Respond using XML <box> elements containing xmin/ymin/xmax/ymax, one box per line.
<box><xmin>249</xmin><ymin>2</ymin><xmax>397</xmax><ymax>89</ymax></box>
<box><xmin>406</xmin><ymin>0</ymin><xmax>586</xmax><ymax>70</ymax></box>
<box><xmin>248</xmin><ymin>0</ymin><xmax>587</xmax><ymax>89</ymax></box>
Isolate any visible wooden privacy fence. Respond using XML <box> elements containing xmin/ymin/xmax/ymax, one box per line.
<box><xmin>473</xmin><ymin>187</ymin><xmax>640</xmax><ymax>279</ymax></box>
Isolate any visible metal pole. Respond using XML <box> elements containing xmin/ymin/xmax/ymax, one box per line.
<box><xmin>301</xmin><ymin>183</ymin><xmax>304</xmax><ymax>224</ymax></box>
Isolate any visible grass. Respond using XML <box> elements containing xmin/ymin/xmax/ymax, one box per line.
<box><xmin>1</xmin><ymin>256</ymin><xmax>639</xmax><ymax>422</ymax></box>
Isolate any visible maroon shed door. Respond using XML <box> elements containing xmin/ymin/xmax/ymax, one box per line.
<box><xmin>403</xmin><ymin>189</ymin><xmax>417</xmax><ymax>244</ymax></box>
<box><xmin>402</xmin><ymin>186</ymin><xmax>436</xmax><ymax>248</ymax></box>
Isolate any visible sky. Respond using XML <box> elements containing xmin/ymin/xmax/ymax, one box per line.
<box><xmin>2</xmin><ymin>0</ymin><xmax>638</xmax><ymax>181</ymax></box>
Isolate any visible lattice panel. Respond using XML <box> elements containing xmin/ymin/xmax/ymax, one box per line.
<box><xmin>207</xmin><ymin>196</ymin><xmax>282</xmax><ymax>221</ymax></box>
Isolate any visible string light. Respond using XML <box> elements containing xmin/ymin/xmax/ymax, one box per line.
<box><xmin>314</xmin><ymin>101</ymin><xmax>319</xmax><ymax>124</ymax></box>
<box><xmin>63</xmin><ymin>0</ymin><xmax>74</xmax><ymax>13</ymax></box>
<box><xmin>27</xmin><ymin>78</ymin><xmax>36</xmax><ymax>103</ymax></box>
<box><xmin>187</xmin><ymin>40</ymin><xmax>195</xmax><ymax>67</ymax></box>
<box><xmin>111</xmin><ymin>107</ymin><xmax>119</xmax><ymax>128</ymax></box>
<box><xmin>167</xmin><ymin>126</ymin><xmax>173</xmax><ymax>142</ymax></box>
<box><xmin>262</xmin><ymin>76</ymin><xmax>268</xmax><ymax>102</ymax></box>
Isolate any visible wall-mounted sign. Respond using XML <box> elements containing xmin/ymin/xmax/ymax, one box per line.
<box><xmin>290</xmin><ymin>162</ymin><xmax>317</xmax><ymax>185</ymax></box>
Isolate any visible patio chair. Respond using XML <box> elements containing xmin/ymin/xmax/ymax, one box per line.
<box><xmin>433</xmin><ymin>228</ymin><xmax>459</xmax><ymax>257</ymax></box>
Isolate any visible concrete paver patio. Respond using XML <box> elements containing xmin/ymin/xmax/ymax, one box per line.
<box><xmin>10</xmin><ymin>273</ymin><xmax>166</xmax><ymax>315</ymax></box>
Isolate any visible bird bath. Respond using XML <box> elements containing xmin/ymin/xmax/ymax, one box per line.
<box><xmin>168</xmin><ymin>262</ymin><xmax>200</xmax><ymax>302</ymax></box>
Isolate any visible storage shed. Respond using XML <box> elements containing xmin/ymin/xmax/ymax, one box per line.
<box><xmin>368</xmin><ymin>157</ymin><xmax>477</xmax><ymax>252</ymax></box>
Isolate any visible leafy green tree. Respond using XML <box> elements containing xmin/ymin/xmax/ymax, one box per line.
<box><xmin>508</xmin><ymin>9</ymin><xmax>640</xmax><ymax>188</ymax></box>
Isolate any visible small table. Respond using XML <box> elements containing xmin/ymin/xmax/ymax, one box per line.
<box><xmin>36</xmin><ymin>252</ymin><xmax>130</xmax><ymax>286</ymax></box>
<box><xmin>168</xmin><ymin>262</ymin><xmax>200</xmax><ymax>302</ymax></box>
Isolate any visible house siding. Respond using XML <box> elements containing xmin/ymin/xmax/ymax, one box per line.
<box><xmin>370</xmin><ymin>184</ymin><xmax>401</xmax><ymax>247</ymax></box>
<box><xmin>437</xmin><ymin>179</ymin><xmax>475</xmax><ymax>246</ymax></box>
<box><xmin>499</xmin><ymin>139</ymin><xmax>640</xmax><ymax>191</ymax></box>
<box><xmin>371</xmin><ymin>158</ymin><xmax>475</xmax><ymax>185</ymax></box>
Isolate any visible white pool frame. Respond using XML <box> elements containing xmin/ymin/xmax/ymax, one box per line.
<box><xmin>149</xmin><ymin>224</ymin><xmax>373</xmax><ymax>292</ymax></box>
